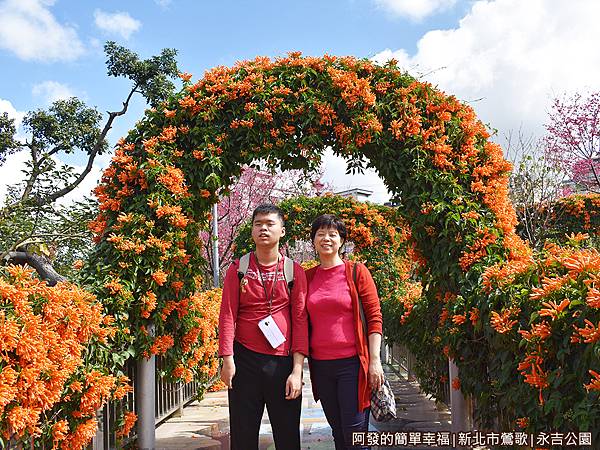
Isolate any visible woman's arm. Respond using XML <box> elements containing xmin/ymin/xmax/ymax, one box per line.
<box><xmin>355</xmin><ymin>264</ymin><xmax>383</xmax><ymax>334</ymax></box>
<box><xmin>356</xmin><ymin>263</ymin><xmax>384</xmax><ymax>389</ymax></box>
<box><xmin>368</xmin><ymin>330</ymin><xmax>384</xmax><ymax>390</ymax></box>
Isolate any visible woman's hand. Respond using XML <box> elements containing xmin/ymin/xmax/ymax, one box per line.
<box><xmin>368</xmin><ymin>357</ymin><xmax>384</xmax><ymax>391</ymax></box>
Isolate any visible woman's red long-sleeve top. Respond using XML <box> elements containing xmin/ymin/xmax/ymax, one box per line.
<box><xmin>305</xmin><ymin>260</ymin><xmax>383</xmax><ymax>412</ymax></box>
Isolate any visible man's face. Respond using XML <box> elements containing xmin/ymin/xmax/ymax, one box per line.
<box><xmin>251</xmin><ymin>212</ymin><xmax>285</xmax><ymax>247</ymax></box>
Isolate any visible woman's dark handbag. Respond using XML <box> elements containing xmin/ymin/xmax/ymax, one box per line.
<box><xmin>353</xmin><ymin>263</ymin><xmax>397</xmax><ymax>422</ymax></box>
<box><xmin>370</xmin><ymin>378</ymin><xmax>397</xmax><ymax>421</ymax></box>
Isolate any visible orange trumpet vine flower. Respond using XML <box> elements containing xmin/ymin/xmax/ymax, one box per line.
<box><xmin>538</xmin><ymin>299</ymin><xmax>570</xmax><ymax>320</ymax></box>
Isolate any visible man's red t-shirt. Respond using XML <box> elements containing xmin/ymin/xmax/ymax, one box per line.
<box><xmin>218</xmin><ymin>253</ymin><xmax>309</xmax><ymax>357</ymax></box>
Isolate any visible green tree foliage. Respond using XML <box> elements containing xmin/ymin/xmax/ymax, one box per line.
<box><xmin>0</xmin><ymin>112</ymin><xmax>18</xmax><ymax>165</ymax></box>
<box><xmin>0</xmin><ymin>42</ymin><xmax>179</xmax><ymax>283</ymax></box>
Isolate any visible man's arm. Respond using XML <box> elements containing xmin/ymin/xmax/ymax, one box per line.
<box><xmin>219</xmin><ymin>263</ymin><xmax>240</xmax><ymax>388</ymax></box>
<box><xmin>285</xmin><ymin>351</ymin><xmax>304</xmax><ymax>399</ymax></box>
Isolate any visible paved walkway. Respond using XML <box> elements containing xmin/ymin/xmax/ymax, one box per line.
<box><xmin>154</xmin><ymin>363</ymin><xmax>452</xmax><ymax>449</ymax></box>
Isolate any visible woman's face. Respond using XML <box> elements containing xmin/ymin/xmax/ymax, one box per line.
<box><xmin>313</xmin><ymin>226</ymin><xmax>343</xmax><ymax>258</ymax></box>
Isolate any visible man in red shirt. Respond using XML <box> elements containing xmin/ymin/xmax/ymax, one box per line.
<box><xmin>219</xmin><ymin>204</ymin><xmax>308</xmax><ymax>450</ymax></box>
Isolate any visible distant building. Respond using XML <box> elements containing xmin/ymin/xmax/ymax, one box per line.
<box><xmin>335</xmin><ymin>188</ymin><xmax>373</xmax><ymax>202</ymax></box>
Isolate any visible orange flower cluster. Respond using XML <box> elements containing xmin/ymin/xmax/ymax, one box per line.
<box><xmin>573</xmin><ymin>319</ymin><xmax>600</xmax><ymax>343</ymax></box>
<box><xmin>490</xmin><ymin>307</ymin><xmax>520</xmax><ymax>334</ymax></box>
<box><xmin>314</xmin><ymin>101</ymin><xmax>337</xmax><ymax>126</ymax></box>
<box><xmin>529</xmin><ymin>275</ymin><xmax>571</xmax><ymax>301</ymax></box>
<box><xmin>518</xmin><ymin>322</ymin><xmax>552</xmax><ymax>342</ymax></box>
<box><xmin>158</xmin><ymin>165</ymin><xmax>189</xmax><ymax>197</ymax></box>
<box><xmin>482</xmin><ymin>257</ymin><xmax>534</xmax><ymax>292</ymax></box>
<box><xmin>562</xmin><ymin>248</ymin><xmax>600</xmax><ymax>278</ymax></box>
<box><xmin>587</xmin><ymin>283</ymin><xmax>600</xmax><ymax>308</ymax></box>
<box><xmin>397</xmin><ymin>281</ymin><xmax>422</xmax><ymax>324</ymax></box>
<box><xmin>147</xmin><ymin>334</ymin><xmax>175</xmax><ymax>356</ymax></box>
<box><xmin>516</xmin><ymin>417</ymin><xmax>529</xmax><ymax>429</ymax></box>
<box><xmin>558</xmin><ymin>194</ymin><xmax>600</xmax><ymax>231</ymax></box>
<box><xmin>159</xmin><ymin>125</ymin><xmax>178</xmax><ymax>143</ymax></box>
<box><xmin>153</xmin><ymin>202</ymin><xmax>190</xmax><ymax>229</ymax></box>
<box><xmin>452</xmin><ymin>314</ymin><xmax>466</xmax><ymax>325</ymax></box>
<box><xmin>208</xmin><ymin>380</ymin><xmax>227</xmax><ymax>392</ymax></box>
<box><xmin>584</xmin><ymin>370</ymin><xmax>600</xmax><ymax>392</ymax></box>
<box><xmin>116</xmin><ymin>411</ymin><xmax>137</xmax><ymax>439</ymax></box>
<box><xmin>347</xmin><ymin>222</ymin><xmax>375</xmax><ymax>247</ymax></box>
<box><xmin>538</xmin><ymin>299</ymin><xmax>570</xmax><ymax>321</ymax></box>
<box><xmin>459</xmin><ymin>228</ymin><xmax>498</xmax><ymax>271</ymax></box>
<box><xmin>355</xmin><ymin>114</ymin><xmax>383</xmax><ymax>147</ymax></box>
<box><xmin>327</xmin><ymin>66</ymin><xmax>376</xmax><ymax>109</ymax></box>
<box><xmin>518</xmin><ymin>353</ymin><xmax>549</xmax><ymax>405</ymax></box>
<box><xmin>452</xmin><ymin>377</ymin><xmax>461</xmax><ymax>391</ymax></box>
<box><xmin>158</xmin><ymin>290</ymin><xmax>221</xmax><ymax>380</ymax></box>
<box><xmin>469</xmin><ymin>307</ymin><xmax>479</xmax><ymax>326</ymax></box>
<box><xmin>230</xmin><ymin>118</ymin><xmax>255</xmax><ymax>129</ymax></box>
<box><xmin>141</xmin><ymin>291</ymin><xmax>157</xmax><ymax>319</ymax></box>
<box><xmin>151</xmin><ymin>270</ymin><xmax>168</xmax><ymax>286</ymax></box>
<box><xmin>0</xmin><ymin>266</ymin><xmax>126</xmax><ymax>447</ymax></box>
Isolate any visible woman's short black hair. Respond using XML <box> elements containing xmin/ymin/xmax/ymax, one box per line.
<box><xmin>310</xmin><ymin>214</ymin><xmax>347</xmax><ymax>243</ymax></box>
<box><xmin>252</xmin><ymin>203</ymin><xmax>285</xmax><ymax>225</ymax></box>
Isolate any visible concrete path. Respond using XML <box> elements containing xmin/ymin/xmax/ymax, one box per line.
<box><xmin>154</xmin><ymin>363</ymin><xmax>452</xmax><ymax>449</ymax></box>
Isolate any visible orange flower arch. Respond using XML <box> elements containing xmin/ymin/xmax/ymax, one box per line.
<box><xmin>81</xmin><ymin>53</ymin><xmax>600</xmax><ymax>433</ymax></box>
<box><xmin>85</xmin><ymin>51</ymin><xmax>528</xmax><ymax>393</ymax></box>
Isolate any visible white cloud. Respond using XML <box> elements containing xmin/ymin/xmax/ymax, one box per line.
<box><xmin>372</xmin><ymin>0</ymin><xmax>600</xmax><ymax>141</ymax></box>
<box><xmin>32</xmin><ymin>81</ymin><xmax>75</xmax><ymax>104</ymax></box>
<box><xmin>94</xmin><ymin>9</ymin><xmax>141</xmax><ymax>40</ymax></box>
<box><xmin>0</xmin><ymin>99</ymin><xmax>27</xmax><ymax>206</ymax></box>
<box><xmin>0</xmin><ymin>98</ymin><xmax>25</xmax><ymax>128</ymax></box>
<box><xmin>374</xmin><ymin>0</ymin><xmax>457</xmax><ymax>21</ymax></box>
<box><xmin>0</xmin><ymin>0</ymin><xmax>84</xmax><ymax>62</ymax></box>
<box><xmin>321</xmin><ymin>149</ymin><xmax>391</xmax><ymax>204</ymax></box>
<box><xmin>154</xmin><ymin>0</ymin><xmax>172</xmax><ymax>8</ymax></box>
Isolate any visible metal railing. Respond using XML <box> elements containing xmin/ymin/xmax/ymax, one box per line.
<box><xmin>385</xmin><ymin>341</ymin><xmax>451</xmax><ymax>407</ymax></box>
<box><xmin>91</xmin><ymin>355</ymin><xmax>202</xmax><ymax>450</ymax></box>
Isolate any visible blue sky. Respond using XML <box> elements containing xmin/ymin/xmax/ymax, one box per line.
<box><xmin>1</xmin><ymin>0</ymin><xmax>600</xmax><ymax>204</ymax></box>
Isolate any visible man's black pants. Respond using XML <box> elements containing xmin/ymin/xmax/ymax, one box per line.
<box><xmin>228</xmin><ymin>341</ymin><xmax>301</xmax><ymax>450</ymax></box>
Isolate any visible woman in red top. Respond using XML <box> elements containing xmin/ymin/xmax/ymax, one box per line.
<box><xmin>305</xmin><ymin>214</ymin><xmax>384</xmax><ymax>450</ymax></box>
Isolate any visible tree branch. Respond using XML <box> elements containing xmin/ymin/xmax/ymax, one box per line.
<box><xmin>20</xmin><ymin>141</ymin><xmax>40</xmax><ymax>203</ymax></box>
<box><xmin>5</xmin><ymin>252</ymin><xmax>67</xmax><ymax>286</ymax></box>
<box><xmin>37</xmin><ymin>86</ymin><xmax>138</xmax><ymax>206</ymax></box>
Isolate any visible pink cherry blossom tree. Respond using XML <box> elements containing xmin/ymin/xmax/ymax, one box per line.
<box><xmin>544</xmin><ymin>91</ymin><xmax>600</xmax><ymax>194</ymax></box>
<box><xmin>203</xmin><ymin>166</ymin><xmax>328</xmax><ymax>282</ymax></box>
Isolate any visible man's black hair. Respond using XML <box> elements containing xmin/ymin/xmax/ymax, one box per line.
<box><xmin>252</xmin><ymin>204</ymin><xmax>285</xmax><ymax>226</ymax></box>
<box><xmin>310</xmin><ymin>214</ymin><xmax>347</xmax><ymax>244</ymax></box>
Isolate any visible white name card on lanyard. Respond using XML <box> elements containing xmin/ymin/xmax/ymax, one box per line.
<box><xmin>258</xmin><ymin>315</ymin><xmax>286</xmax><ymax>348</ymax></box>
<box><xmin>256</xmin><ymin>253</ymin><xmax>286</xmax><ymax>348</ymax></box>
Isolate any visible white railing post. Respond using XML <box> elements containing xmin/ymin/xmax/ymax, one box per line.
<box><xmin>174</xmin><ymin>381</ymin><xmax>184</xmax><ymax>417</ymax></box>
<box><xmin>380</xmin><ymin>338</ymin><xmax>389</xmax><ymax>364</ymax></box>
<box><xmin>137</xmin><ymin>323</ymin><xmax>156</xmax><ymax>449</ymax></box>
<box><xmin>212</xmin><ymin>202</ymin><xmax>219</xmax><ymax>288</ymax></box>
<box><xmin>449</xmin><ymin>358</ymin><xmax>468</xmax><ymax>434</ymax></box>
